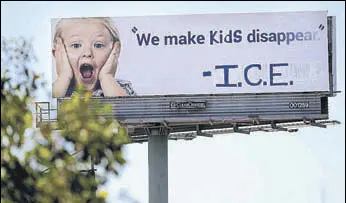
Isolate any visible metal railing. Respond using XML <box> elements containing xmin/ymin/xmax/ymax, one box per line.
<box><xmin>35</xmin><ymin>102</ymin><xmax>57</xmax><ymax>128</ymax></box>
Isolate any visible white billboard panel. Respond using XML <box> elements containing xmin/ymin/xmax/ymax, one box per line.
<box><xmin>51</xmin><ymin>11</ymin><xmax>329</xmax><ymax>98</ymax></box>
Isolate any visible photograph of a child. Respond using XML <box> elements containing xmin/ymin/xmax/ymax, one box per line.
<box><xmin>52</xmin><ymin>17</ymin><xmax>136</xmax><ymax>97</ymax></box>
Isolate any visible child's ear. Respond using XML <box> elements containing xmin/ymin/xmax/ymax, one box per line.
<box><xmin>113</xmin><ymin>41</ymin><xmax>120</xmax><ymax>58</ymax></box>
<box><xmin>52</xmin><ymin>37</ymin><xmax>62</xmax><ymax>57</ymax></box>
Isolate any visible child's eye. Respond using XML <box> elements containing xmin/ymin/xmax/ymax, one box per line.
<box><xmin>71</xmin><ymin>43</ymin><xmax>81</xmax><ymax>49</ymax></box>
<box><xmin>94</xmin><ymin>43</ymin><xmax>105</xmax><ymax>48</ymax></box>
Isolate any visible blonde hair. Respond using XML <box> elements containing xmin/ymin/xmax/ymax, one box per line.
<box><xmin>53</xmin><ymin>17</ymin><xmax>121</xmax><ymax>50</ymax></box>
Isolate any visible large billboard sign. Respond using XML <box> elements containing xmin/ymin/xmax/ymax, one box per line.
<box><xmin>51</xmin><ymin>11</ymin><xmax>331</xmax><ymax>98</ymax></box>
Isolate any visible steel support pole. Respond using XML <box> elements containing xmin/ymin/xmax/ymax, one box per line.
<box><xmin>148</xmin><ymin>128</ymin><xmax>168</xmax><ymax>203</ymax></box>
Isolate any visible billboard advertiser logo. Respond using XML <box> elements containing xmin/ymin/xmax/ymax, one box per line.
<box><xmin>170</xmin><ymin>101</ymin><xmax>207</xmax><ymax>109</ymax></box>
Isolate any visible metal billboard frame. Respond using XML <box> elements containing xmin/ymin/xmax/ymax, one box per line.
<box><xmin>34</xmin><ymin>15</ymin><xmax>339</xmax><ymax>203</ymax></box>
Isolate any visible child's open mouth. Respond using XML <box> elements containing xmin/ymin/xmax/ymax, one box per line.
<box><xmin>79</xmin><ymin>63</ymin><xmax>94</xmax><ymax>83</ymax></box>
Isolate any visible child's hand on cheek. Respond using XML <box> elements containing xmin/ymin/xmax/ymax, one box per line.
<box><xmin>56</xmin><ymin>37</ymin><xmax>73</xmax><ymax>80</ymax></box>
<box><xmin>99</xmin><ymin>42</ymin><xmax>119</xmax><ymax>82</ymax></box>
<box><xmin>52</xmin><ymin>37</ymin><xmax>74</xmax><ymax>98</ymax></box>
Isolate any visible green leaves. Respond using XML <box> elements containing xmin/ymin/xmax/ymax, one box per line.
<box><xmin>2</xmin><ymin>38</ymin><xmax>130</xmax><ymax>203</ymax></box>
<box><xmin>56</xmin><ymin>87</ymin><xmax>130</xmax><ymax>173</ymax></box>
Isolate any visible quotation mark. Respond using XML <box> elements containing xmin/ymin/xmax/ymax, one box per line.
<box><xmin>318</xmin><ymin>24</ymin><xmax>325</xmax><ymax>30</ymax></box>
<box><xmin>203</xmin><ymin>71</ymin><xmax>212</xmax><ymax>77</ymax></box>
<box><xmin>132</xmin><ymin>26</ymin><xmax>138</xmax><ymax>33</ymax></box>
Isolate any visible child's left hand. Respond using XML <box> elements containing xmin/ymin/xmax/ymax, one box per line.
<box><xmin>99</xmin><ymin>42</ymin><xmax>120</xmax><ymax>81</ymax></box>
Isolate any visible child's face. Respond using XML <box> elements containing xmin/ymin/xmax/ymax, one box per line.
<box><xmin>60</xmin><ymin>20</ymin><xmax>114</xmax><ymax>90</ymax></box>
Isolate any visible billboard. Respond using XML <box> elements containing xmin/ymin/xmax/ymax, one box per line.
<box><xmin>51</xmin><ymin>11</ymin><xmax>330</xmax><ymax>98</ymax></box>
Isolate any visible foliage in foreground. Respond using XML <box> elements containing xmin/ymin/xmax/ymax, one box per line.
<box><xmin>1</xmin><ymin>37</ymin><xmax>130</xmax><ymax>203</ymax></box>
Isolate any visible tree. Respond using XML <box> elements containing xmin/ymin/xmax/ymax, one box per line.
<box><xmin>1</xmin><ymin>37</ymin><xmax>130</xmax><ymax>203</ymax></box>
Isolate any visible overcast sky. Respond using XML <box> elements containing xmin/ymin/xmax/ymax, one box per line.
<box><xmin>1</xmin><ymin>1</ymin><xmax>345</xmax><ymax>203</ymax></box>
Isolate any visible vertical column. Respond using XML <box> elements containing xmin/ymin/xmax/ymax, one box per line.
<box><xmin>148</xmin><ymin>128</ymin><xmax>168</xmax><ymax>203</ymax></box>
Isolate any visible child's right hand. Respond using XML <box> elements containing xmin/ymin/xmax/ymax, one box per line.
<box><xmin>52</xmin><ymin>37</ymin><xmax>73</xmax><ymax>97</ymax></box>
<box><xmin>55</xmin><ymin>37</ymin><xmax>73</xmax><ymax>80</ymax></box>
